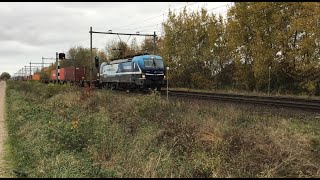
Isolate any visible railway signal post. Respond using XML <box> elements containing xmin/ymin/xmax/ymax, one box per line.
<box><xmin>56</xmin><ymin>52</ymin><xmax>59</xmax><ymax>82</ymax></box>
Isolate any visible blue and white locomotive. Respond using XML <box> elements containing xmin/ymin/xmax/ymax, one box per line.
<box><xmin>99</xmin><ymin>53</ymin><xmax>166</xmax><ymax>91</ymax></box>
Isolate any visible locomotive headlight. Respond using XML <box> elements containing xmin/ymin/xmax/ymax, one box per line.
<box><xmin>164</xmin><ymin>75</ymin><xmax>166</xmax><ymax>79</ymax></box>
<box><xmin>142</xmin><ymin>74</ymin><xmax>145</xmax><ymax>78</ymax></box>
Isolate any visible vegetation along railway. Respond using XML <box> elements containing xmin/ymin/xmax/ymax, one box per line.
<box><xmin>11</xmin><ymin>51</ymin><xmax>320</xmax><ymax>112</ymax></box>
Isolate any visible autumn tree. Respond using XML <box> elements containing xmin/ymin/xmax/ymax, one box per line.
<box><xmin>161</xmin><ymin>6</ymin><xmax>231</xmax><ymax>89</ymax></box>
<box><xmin>227</xmin><ymin>2</ymin><xmax>320</xmax><ymax>94</ymax></box>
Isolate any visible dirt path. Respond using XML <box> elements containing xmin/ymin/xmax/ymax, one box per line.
<box><xmin>0</xmin><ymin>81</ymin><xmax>9</xmax><ymax>177</ymax></box>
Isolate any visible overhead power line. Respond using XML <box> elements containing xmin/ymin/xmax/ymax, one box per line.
<box><xmin>112</xmin><ymin>2</ymin><xmax>200</xmax><ymax>30</ymax></box>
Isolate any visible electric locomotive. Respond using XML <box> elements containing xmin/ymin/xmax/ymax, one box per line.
<box><xmin>99</xmin><ymin>53</ymin><xmax>166</xmax><ymax>91</ymax></box>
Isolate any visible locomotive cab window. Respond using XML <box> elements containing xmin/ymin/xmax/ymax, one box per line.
<box><xmin>144</xmin><ymin>58</ymin><xmax>164</xmax><ymax>69</ymax></box>
<box><xmin>119</xmin><ymin>62</ymin><xmax>132</xmax><ymax>72</ymax></box>
<box><xmin>133</xmin><ymin>63</ymin><xmax>140</xmax><ymax>72</ymax></box>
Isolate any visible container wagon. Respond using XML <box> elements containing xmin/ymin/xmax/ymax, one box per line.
<box><xmin>50</xmin><ymin>66</ymin><xmax>86</xmax><ymax>84</ymax></box>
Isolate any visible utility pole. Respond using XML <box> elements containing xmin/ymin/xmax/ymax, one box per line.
<box><xmin>29</xmin><ymin>62</ymin><xmax>32</xmax><ymax>80</ymax></box>
<box><xmin>166</xmin><ymin>66</ymin><xmax>169</xmax><ymax>101</ymax></box>
<box><xmin>24</xmin><ymin>66</ymin><xmax>27</xmax><ymax>79</ymax></box>
<box><xmin>90</xmin><ymin>26</ymin><xmax>92</xmax><ymax>87</ymax></box>
<box><xmin>153</xmin><ymin>31</ymin><xmax>156</xmax><ymax>55</ymax></box>
<box><xmin>268</xmin><ymin>66</ymin><xmax>271</xmax><ymax>95</ymax></box>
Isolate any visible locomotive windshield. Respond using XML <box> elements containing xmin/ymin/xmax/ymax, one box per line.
<box><xmin>144</xmin><ymin>58</ymin><xmax>164</xmax><ymax>69</ymax></box>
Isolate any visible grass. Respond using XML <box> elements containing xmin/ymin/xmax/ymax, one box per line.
<box><xmin>4</xmin><ymin>80</ymin><xmax>320</xmax><ymax>177</ymax></box>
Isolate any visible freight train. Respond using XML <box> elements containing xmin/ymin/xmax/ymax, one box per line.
<box><xmin>23</xmin><ymin>53</ymin><xmax>167</xmax><ymax>91</ymax></box>
<box><xmin>12</xmin><ymin>73</ymin><xmax>40</xmax><ymax>81</ymax></box>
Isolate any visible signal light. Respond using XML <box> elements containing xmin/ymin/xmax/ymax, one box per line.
<box><xmin>59</xmin><ymin>53</ymin><xmax>65</xmax><ymax>59</ymax></box>
<box><xmin>95</xmin><ymin>56</ymin><xmax>99</xmax><ymax>68</ymax></box>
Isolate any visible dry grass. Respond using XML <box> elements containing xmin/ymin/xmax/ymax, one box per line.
<box><xmin>5</xmin><ymin>80</ymin><xmax>320</xmax><ymax>177</ymax></box>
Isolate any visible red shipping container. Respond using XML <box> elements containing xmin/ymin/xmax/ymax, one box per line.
<box><xmin>75</xmin><ymin>67</ymin><xmax>86</xmax><ymax>81</ymax></box>
<box><xmin>64</xmin><ymin>66</ymin><xmax>86</xmax><ymax>81</ymax></box>
<box><xmin>50</xmin><ymin>66</ymin><xmax>86</xmax><ymax>82</ymax></box>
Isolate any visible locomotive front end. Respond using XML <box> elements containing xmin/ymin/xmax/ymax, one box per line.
<box><xmin>136</xmin><ymin>55</ymin><xmax>166</xmax><ymax>90</ymax></box>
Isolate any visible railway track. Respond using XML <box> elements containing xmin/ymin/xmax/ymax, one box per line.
<box><xmin>96</xmin><ymin>88</ymin><xmax>320</xmax><ymax>111</ymax></box>
<box><xmin>162</xmin><ymin>90</ymin><xmax>320</xmax><ymax>111</ymax></box>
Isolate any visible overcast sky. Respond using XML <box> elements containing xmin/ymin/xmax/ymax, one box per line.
<box><xmin>0</xmin><ymin>2</ymin><xmax>231</xmax><ymax>76</ymax></box>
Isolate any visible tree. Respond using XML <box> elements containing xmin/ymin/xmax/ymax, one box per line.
<box><xmin>128</xmin><ymin>38</ymin><xmax>141</xmax><ymax>55</ymax></box>
<box><xmin>0</xmin><ymin>72</ymin><xmax>11</xmax><ymax>80</ymax></box>
<box><xmin>105</xmin><ymin>40</ymin><xmax>130</xmax><ymax>60</ymax></box>
<box><xmin>140</xmin><ymin>36</ymin><xmax>161</xmax><ymax>55</ymax></box>
<box><xmin>106</xmin><ymin>38</ymin><xmax>146</xmax><ymax>60</ymax></box>
<box><xmin>161</xmin><ymin>6</ymin><xmax>229</xmax><ymax>89</ymax></box>
<box><xmin>226</xmin><ymin>2</ymin><xmax>320</xmax><ymax>94</ymax></box>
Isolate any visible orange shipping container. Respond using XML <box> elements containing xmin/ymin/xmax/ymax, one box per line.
<box><xmin>50</xmin><ymin>70</ymin><xmax>56</xmax><ymax>81</ymax></box>
<box><xmin>50</xmin><ymin>69</ymin><xmax>65</xmax><ymax>81</ymax></box>
<box><xmin>59</xmin><ymin>68</ymin><xmax>65</xmax><ymax>81</ymax></box>
<box><xmin>32</xmin><ymin>73</ymin><xmax>40</xmax><ymax>81</ymax></box>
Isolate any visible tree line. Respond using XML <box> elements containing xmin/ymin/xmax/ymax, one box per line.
<box><xmin>42</xmin><ymin>2</ymin><xmax>320</xmax><ymax>95</ymax></box>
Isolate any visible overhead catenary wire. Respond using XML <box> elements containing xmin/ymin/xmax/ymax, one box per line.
<box><xmin>70</xmin><ymin>3</ymin><xmax>232</xmax><ymax>52</ymax></box>
<box><xmin>91</xmin><ymin>3</ymin><xmax>201</xmax><ymax>47</ymax></box>
<box><xmin>111</xmin><ymin>2</ymin><xmax>200</xmax><ymax>31</ymax></box>
<box><xmin>116</xmin><ymin>2</ymin><xmax>231</xmax><ymax>33</ymax></box>
<box><xmin>93</xmin><ymin>3</ymin><xmax>231</xmax><ymax>48</ymax></box>
<box><xmin>24</xmin><ymin>3</ymin><xmax>201</xmax><ymax>60</ymax></box>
